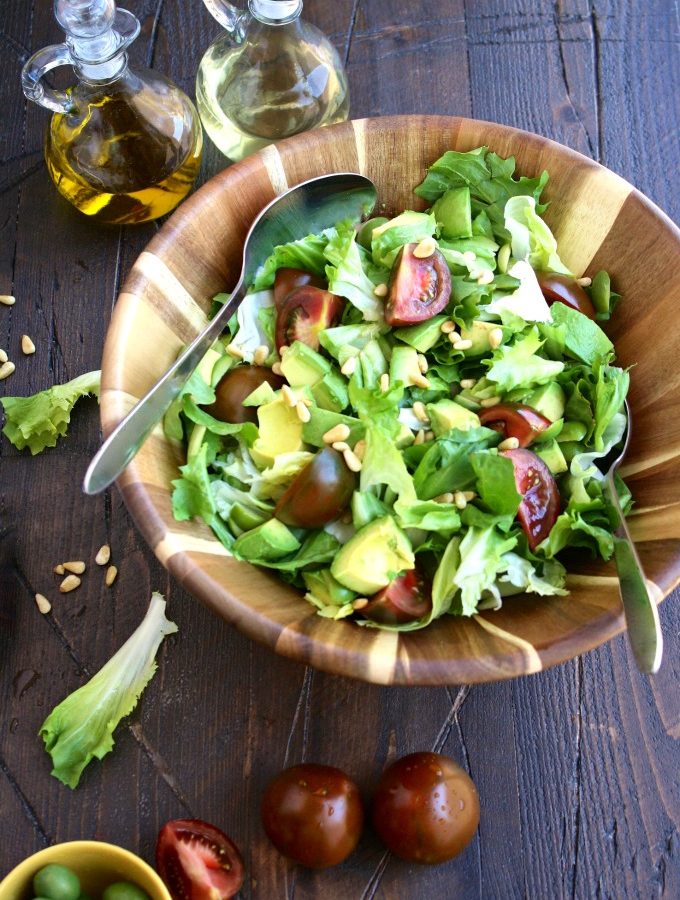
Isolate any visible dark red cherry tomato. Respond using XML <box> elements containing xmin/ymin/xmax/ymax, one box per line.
<box><xmin>156</xmin><ymin>818</ymin><xmax>244</xmax><ymax>900</ymax></box>
<box><xmin>275</xmin><ymin>285</ymin><xmax>344</xmax><ymax>352</ymax></box>
<box><xmin>536</xmin><ymin>272</ymin><xmax>596</xmax><ymax>320</ymax></box>
<box><xmin>501</xmin><ymin>448</ymin><xmax>560</xmax><ymax>550</ymax></box>
<box><xmin>203</xmin><ymin>365</ymin><xmax>284</xmax><ymax>424</ymax></box>
<box><xmin>362</xmin><ymin>569</ymin><xmax>432</xmax><ymax>625</ymax></box>
<box><xmin>261</xmin><ymin>764</ymin><xmax>364</xmax><ymax>868</ymax></box>
<box><xmin>478</xmin><ymin>402</ymin><xmax>551</xmax><ymax>448</ymax></box>
<box><xmin>385</xmin><ymin>243</ymin><xmax>452</xmax><ymax>326</ymax></box>
<box><xmin>274</xmin><ymin>268</ymin><xmax>325</xmax><ymax>308</ymax></box>
<box><xmin>275</xmin><ymin>447</ymin><xmax>357</xmax><ymax>528</ymax></box>
<box><xmin>372</xmin><ymin>752</ymin><xmax>480</xmax><ymax>864</ymax></box>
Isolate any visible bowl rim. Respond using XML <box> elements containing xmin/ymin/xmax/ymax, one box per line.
<box><xmin>101</xmin><ymin>114</ymin><xmax>680</xmax><ymax>685</ymax></box>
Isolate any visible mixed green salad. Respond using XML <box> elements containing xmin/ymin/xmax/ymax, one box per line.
<box><xmin>168</xmin><ymin>146</ymin><xmax>630</xmax><ymax>630</ymax></box>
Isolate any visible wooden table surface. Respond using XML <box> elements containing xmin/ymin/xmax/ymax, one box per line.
<box><xmin>1</xmin><ymin>1</ymin><xmax>679</xmax><ymax>897</ymax></box>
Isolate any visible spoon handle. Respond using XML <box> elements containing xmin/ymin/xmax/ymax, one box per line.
<box><xmin>605</xmin><ymin>471</ymin><xmax>663</xmax><ymax>673</ymax></box>
<box><xmin>83</xmin><ymin>278</ymin><xmax>245</xmax><ymax>496</ymax></box>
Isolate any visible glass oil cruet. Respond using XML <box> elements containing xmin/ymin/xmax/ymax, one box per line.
<box><xmin>196</xmin><ymin>0</ymin><xmax>349</xmax><ymax>162</ymax></box>
<box><xmin>21</xmin><ymin>0</ymin><xmax>203</xmax><ymax>225</ymax></box>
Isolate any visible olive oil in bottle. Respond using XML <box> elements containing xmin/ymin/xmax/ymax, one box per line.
<box><xmin>22</xmin><ymin>0</ymin><xmax>203</xmax><ymax>225</ymax></box>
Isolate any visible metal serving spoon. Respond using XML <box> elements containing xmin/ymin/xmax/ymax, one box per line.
<box><xmin>600</xmin><ymin>399</ymin><xmax>663</xmax><ymax>673</ymax></box>
<box><xmin>83</xmin><ymin>173</ymin><xmax>377</xmax><ymax>495</ymax></box>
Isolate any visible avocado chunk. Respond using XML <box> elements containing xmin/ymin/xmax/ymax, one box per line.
<box><xmin>426</xmin><ymin>399</ymin><xmax>481</xmax><ymax>437</ymax></box>
<box><xmin>393</xmin><ymin>316</ymin><xmax>448</xmax><ymax>353</ymax></box>
<box><xmin>459</xmin><ymin>320</ymin><xmax>503</xmax><ymax>355</ymax></box>
<box><xmin>242</xmin><ymin>380</ymin><xmax>277</xmax><ymax>407</ymax></box>
<box><xmin>229</xmin><ymin>502</ymin><xmax>269</xmax><ymax>534</ymax></box>
<box><xmin>525</xmin><ymin>382</ymin><xmax>566</xmax><ymax>423</ymax></box>
<box><xmin>433</xmin><ymin>186</ymin><xmax>472</xmax><ymax>239</ymax></box>
<box><xmin>280</xmin><ymin>341</ymin><xmax>331</xmax><ymax>387</ymax></box>
<box><xmin>311</xmin><ymin>370</ymin><xmax>349</xmax><ymax>413</ymax></box>
<box><xmin>331</xmin><ymin>515</ymin><xmax>415</xmax><ymax>594</ymax></box>
<box><xmin>232</xmin><ymin>518</ymin><xmax>300</xmax><ymax>561</ymax></box>
<box><xmin>357</xmin><ymin>216</ymin><xmax>389</xmax><ymax>250</ymax></box>
<box><xmin>390</xmin><ymin>345</ymin><xmax>422</xmax><ymax>388</ymax></box>
<box><xmin>250</xmin><ymin>398</ymin><xmax>304</xmax><ymax>468</ymax></box>
<box><xmin>535</xmin><ymin>439</ymin><xmax>568</xmax><ymax>475</ymax></box>
<box><xmin>556</xmin><ymin>420</ymin><xmax>588</xmax><ymax>443</ymax></box>
<box><xmin>303</xmin><ymin>569</ymin><xmax>356</xmax><ymax>606</ymax></box>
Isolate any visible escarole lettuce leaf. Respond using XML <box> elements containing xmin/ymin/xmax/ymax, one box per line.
<box><xmin>252</xmin><ymin>231</ymin><xmax>330</xmax><ymax>290</ymax></box>
<box><xmin>40</xmin><ymin>592</ymin><xmax>177</xmax><ymax>788</ymax></box>
<box><xmin>503</xmin><ymin>195</ymin><xmax>571</xmax><ymax>275</ymax></box>
<box><xmin>1</xmin><ymin>370</ymin><xmax>100</xmax><ymax>454</ymax></box>
<box><xmin>324</xmin><ymin>220</ymin><xmax>387</xmax><ymax>321</ymax></box>
<box><xmin>485</xmin><ymin>328</ymin><xmax>564</xmax><ymax>392</ymax></box>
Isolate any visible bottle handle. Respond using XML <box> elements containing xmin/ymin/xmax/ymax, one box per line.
<box><xmin>21</xmin><ymin>43</ymin><xmax>74</xmax><ymax>113</ymax></box>
<box><xmin>202</xmin><ymin>0</ymin><xmax>247</xmax><ymax>35</ymax></box>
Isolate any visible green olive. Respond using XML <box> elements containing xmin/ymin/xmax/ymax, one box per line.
<box><xmin>33</xmin><ymin>865</ymin><xmax>80</xmax><ymax>900</ymax></box>
<box><xmin>102</xmin><ymin>883</ymin><xmax>151</xmax><ymax>900</ymax></box>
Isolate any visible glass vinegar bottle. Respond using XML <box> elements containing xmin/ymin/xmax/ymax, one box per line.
<box><xmin>22</xmin><ymin>0</ymin><xmax>203</xmax><ymax>224</ymax></box>
<box><xmin>196</xmin><ymin>0</ymin><xmax>349</xmax><ymax>162</ymax></box>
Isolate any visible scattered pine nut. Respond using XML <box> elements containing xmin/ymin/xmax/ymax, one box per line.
<box><xmin>497</xmin><ymin>243</ymin><xmax>511</xmax><ymax>274</ymax></box>
<box><xmin>480</xmin><ymin>395</ymin><xmax>502</xmax><ymax>408</ymax></box>
<box><xmin>576</xmin><ymin>276</ymin><xmax>592</xmax><ymax>287</ymax></box>
<box><xmin>413</xmin><ymin>237</ymin><xmax>437</xmax><ymax>258</ymax></box>
<box><xmin>95</xmin><ymin>544</ymin><xmax>111</xmax><ymax>566</ymax></box>
<box><xmin>343</xmin><ymin>447</ymin><xmax>362</xmax><ymax>472</ymax></box>
<box><xmin>323</xmin><ymin>423</ymin><xmax>351</xmax><ymax>444</ymax></box>
<box><xmin>225</xmin><ymin>342</ymin><xmax>245</xmax><ymax>359</ymax></box>
<box><xmin>447</xmin><ymin>331</ymin><xmax>462</xmax><ymax>344</ymax></box>
<box><xmin>413</xmin><ymin>430</ymin><xmax>426</xmax><ymax>445</ymax></box>
<box><xmin>413</xmin><ymin>400</ymin><xmax>429</xmax><ymax>423</ymax></box>
<box><xmin>460</xmin><ymin>378</ymin><xmax>477</xmax><ymax>389</ymax></box>
<box><xmin>498</xmin><ymin>436</ymin><xmax>520</xmax><ymax>451</ymax></box>
<box><xmin>271</xmin><ymin>361</ymin><xmax>283</xmax><ymax>376</ymax></box>
<box><xmin>60</xmin><ymin>574</ymin><xmax>81</xmax><ymax>593</ymax></box>
<box><xmin>452</xmin><ymin>339</ymin><xmax>473</xmax><ymax>351</ymax></box>
<box><xmin>434</xmin><ymin>492</ymin><xmax>455</xmax><ymax>503</ymax></box>
<box><xmin>63</xmin><ymin>561</ymin><xmax>86</xmax><ymax>575</ymax></box>
<box><xmin>332</xmin><ymin>440</ymin><xmax>350</xmax><ymax>453</ymax></box>
<box><xmin>0</xmin><ymin>295</ymin><xmax>15</xmax><ymax>306</ymax></box>
<box><xmin>0</xmin><ymin>361</ymin><xmax>15</xmax><ymax>380</ymax></box>
<box><xmin>352</xmin><ymin>598</ymin><xmax>369</xmax><ymax>611</ymax></box>
<box><xmin>53</xmin><ymin>564</ymin><xmax>65</xmax><ymax>575</ymax></box>
<box><xmin>105</xmin><ymin>565</ymin><xmax>118</xmax><ymax>587</ymax></box>
<box><xmin>341</xmin><ymin>511</ymin><xmax>353</xmax><ymax>524</ymax></box>
<box><xmin>281</xmin><ymin>384</ymin><xmax>297</xmax><ymax>407</ymax></box>
<box><xmin>489</xmin><ymin>327</ymin><xmax>504</xmax><ymax>350</ymax></box>
<box><xmin>295</xmin><ymin>401</ymin><xmax>311</xmax><ymax>423</ymax></box>
<box><xmin>253</xmin><ymin>344</ymin><xmax>269</xmax><ymax>366</ymax></box>
<box><xmin>21</xmin><ymin>334</ymin><xmax>35</xmax><ymax>355</ymax></box>
<box><xmin>35</xmin><ymin>593</ymin><xmax>51</xmax><ymax>614</ymax></box>
<box><xmin>0</xmin><ymin>349</ymin><xmax>7</xmax><ymax>363</ymax></box>
<box><xmin>463</xmin><ymin>491</ymin><xmax>477</xmax><ymax>501</ymax></box>
<box><xmin>373</xmin><ymin>283</ymin><xmax>388</xmax><ymax>298</ymax></box>
<box><xmin>379</xmin><ymin>373</ymin><xmax>390</xmax><ymax>393</ymax></box>
<box><xmin>340</xmin><ymin>356</ymin><xmax>357</xmax><ymax>376</ymax></box>
<box><xmin>454</xmin><ymin>491</ymin><xmax>468</xmax><ymax>510</ymax></box>
<box><xmin>353</xmin><ymin>439</ymin><xmax>366</xmax><ymax>461</ymax></box>
<box><xmin>440</xmin><ymin>320</ymin><xmax>455</xmax><ymax>334</ymax></box>
<box><xmin>410</xmin><ymin>373</ymin><xmax>431</xmax><ymax>389</ymax></box>
<box><xmin>417</xmin><ymin>353</ymin><xmax>429</xmax><ymax>374</ymax></box>
<box><xmin>476</xmin><ymin>270</ymin><xmax>494</xmax><ymax>285</ymax></box>
<box><xmin>279</xmin><ymin>344</ymin><xmax>290</xmax><ymax>356</ymax></box>
<box><xmin>424</xmin><ymin>430</ymin><xmax>435</xmax><ymax>442</ymax></box>
<box><xmin>302</xmin><ymin>398</ymin><xmax>313</xmax><ymax>407</ymax></box>
<box><xmin>462</xmin><ymin>251</ymin><xmax>477</xmax><ymax>265</ymax></box>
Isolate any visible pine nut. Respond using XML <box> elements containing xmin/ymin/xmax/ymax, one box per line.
<box><xmin>0</xmin><ymin>349</ymin><xmax>7</xmax><ymax>363</ymax></box>
<box><xmin>576</xmin><ymin>276</ymin><xmax>592</xmax><ymax>287</ymax></box>
<box><xmin>332</xmin><ymin>441</ymin><xmax>350</xmax><ymax>452</ymax></box>
<box><xmin>413</xmin><ymin>430</ymin><xmax>426</xmax><ymax>445</ymax></box>
<box><xmin>413</xmin><ymin>401</ymin><xmax>429</xmax><ymax>423</ymax></box>
<box><xmin>454</xmin><ymin>491</ymin><xmax>468</xmax><ymax>510</ymax></box>
<box><xmin>410</xmin><ymin>373</ymin><xmax>431</xmax><ymax>389</ymax></box>
<box><xmin>343</xmin><ymin>448</ymin><xmax>362</xmax><ymax>472</ymax></box>
<box><xmin>279</xmin><ymin>344</ymin><xmax>290</xmax><ymax>356</ymax></box>
<box><xmin>460</xmin><ymin>378</ymin><xmax>477</xmax><ymax>389</ymax></box>
<box><xmin>353</xmin><ymin>439</ymin><xmax>366</xmax><ymax>460</ymax></box>
<box><xmin>225</xmin><ymin>342</ymin><xmax>245</xmax><ymax>359</ymax></box>
<box><xmin>498</xmin><ymin>436</ymin><xmax>520</xmax><ymax>451</ymax></box>
<box><xmin>447</xmin><ymin>331</ymin><xmax>462</xmax><ymax>344</ymax></box>
<box><xmin>489</xmin><ymin>327</ymin><xmax>504</xmax><ymax>350</ymax></box>
<box><xmin>295</xmin><ymin>401</ymin><xmax>311</xmax><ymax>423</ymax></box>
<box><xmin>477</xmin><ymin>270</ymin><xmax>494</xmax><ymax>285</ymax></box>
<box><xmin>434</xmin><ymin>492</ymin><xmax>455</xmax><ymax>503</ymax></box>
<box><xmin>373</xmin><ymin>283</ymin><xmax>388</xmax><ymax>297</ymax></box>
<box><xmin>323</xmin><ymin>424</ymin><xmax>351</xmax><ymax>444</ymax></box>
<box><xmin>0</xmin><ymin>361</ymin><xmax>15</xmax><ymax>380</ymax></box>
<box><xmin>440</xmin><ymin>320</ymin><xmax>455</xmax><ymax>334</ymax></box>
<box><xmin>105</xmin><ymin>565</ymin><xmax>118</xmax><ymax>587</ymax></box>
<box><xmin>341</xmin><ymin>511</ymin><xmax>353</xmax><ymax>524</ymax></box>
<box><xmin>424</xmin><ymin>430</ymin><xmax>435</xmax><ymax>442</ymax></box>
<box><xmin>497</xmin><ymin>243</ymin><xmax>511</xmax><ymax>273</ymax></box>
<box><xmin>63</xmin><ymin>561</ymin><xmax>86</xmax><ymax>575</ymax></box>
<box><xmin>281</xmin><ymin>384</ymin><xmax>297</xmax><ymax>407</ymax></box>
<box><xmin>340</xmin><ymin>356</ymin><xmax>357</xmax><ymax>376</ymax></box>
<box><xmin>302</xmin><ymin>398</ymin><xmax>313</xmax><ymax>407</ymax></box>
<box><xmin>60</xmin><ymin>574</ymin><xmax>81</xmax><ymax>593</ymax></box>
<box><xmin>379</xmin><ymin>373</ymin><xmax>390</xmax><ymax>392</ymax></box>
<box><xmin>480</xmin><ymin>396</ymin><xmax>502</xmax><ymax>408</ymax></box>
<box><xmin>452</xmin><ymin>339</ymin><xmax>473</xmax><ymax>351</ymax></box>
<box><xmin>253</xmin><ymin>344</ymin><xmax>269</xmax><ymax>366</ymax></box>
<box><xmin>35</xmin><ymin>593</ymin><xmax>51</xmax><ymax>614</ymax></box>
<box><xmin>53</xmin><ymin>564</ymin><xmax>65</xmax><ymax>575</ymax></box>
<box><xmin>352</xmin><ymin>598</ymin><xmax>369</xmax><ymax>610</ymax></box>
<box><xmin>462</xmin><ymin>251</ymin><xmax>477</xmax><ymax>264</ymax></box>
<box><xmin>21</xmin><ymin>334</ymin><xmax>35</xmax><ymax>355</ymax></box>
<box><xmin>95</xmin><ymin>544</ymin><xmax>111</xmax><ymax>565</ymax></box>
<box><xmin>271</xmin><ymin>362</ymin><xmax>283</xmax><ymax>375</ymax></box>
<box><xmin>417</xmin><ymin>353</ymin><xmax>429</xmax><ymax>373</ymax></box>
<box><xmin>413</xmin><ymin>237</ymin><xmax>437</xmax><ymax>258</ymax></box>
<box><xmin>0</xmin><ymin>295</ymin><xmax>15</xmax><ymax>306</ymax></box>
<box><xmin>463</xmin><ymin>491</ymin><xmax>477</xmax><ymax>501</ymax></box>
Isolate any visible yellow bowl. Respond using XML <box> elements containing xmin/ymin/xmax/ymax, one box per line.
<box><xmin>0</xmin><ymin>842</ymin><xmax>172</xmax><ymax>900</ymax></box>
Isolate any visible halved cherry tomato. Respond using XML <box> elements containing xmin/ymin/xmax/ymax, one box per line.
<box><xmin>274</xmin><ymin>267</ymin><xmax>325</xmax><ymax>308</ymax></box>
<box><xmin>203</xmin><ymin>365</ymin><xmax>284</xmax><ymax>424</ymax></box>
<box><xmin>371</xmin><ymin>752</ymin><xmax>480</xmax><ymax>864</ymax></box>
<box><xmin>362</xmin><ymin>569</ymin><xmax>432</xmax><ymax>625</ymax></box>
<box><xmin>261</xmin><ymin>764</ymin><xmax>364</xmax><ymax>868</ymax></box>
<box><xmin>478</xmin><ymin>402</ymin><xmax>551</xmax><ymax>448</ymax></box>
<box><xmin>501</xmin><ymin>448</ymin><xmax>560</xmax><ymax>550</ymax></box>
<box><xmin>385</xmin><ymin>243</ymin><xmax>452</xmax><ymax>326</ymax></box>
<box><xmin>275</xmin><ymin>285</ymin><xmax>344</xmax><ymax>351</ymax></box>
<box><xmin>275</xmin><ymin>447</ymin><xmax>357</xmax><ymax>528</ymax></box>
<box><xmin>156</xmin><ymin>818</ymin><xmax>244</xmax><ymax>900</ymax></box>
<box><xmin>536</xmin><ymin>272</ymin><xmax>596</xmax><ymax>320</ymax></box>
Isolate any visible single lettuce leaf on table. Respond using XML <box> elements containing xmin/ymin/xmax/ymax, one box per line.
<box><xmin>40</xmin><ymin>592</ymin><xmax>177</xmax><ymax>788</ymax></box>
<box><xmin>1</xmin><ymin>370</ymin><xmax>100</xmax><ymax>454</ymax></box>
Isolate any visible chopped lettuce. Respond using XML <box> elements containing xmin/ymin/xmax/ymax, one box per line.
<box><xmin>503</xmin><ymin>195</ymin><xmax>571</xmax><ymax>275</ymax></box>
<box><xmin>486</xmin><ymin>328</ymin><xmax>564</xmax><ymax>392</ymax></box>
<box><xmin>324</xmin><ymin>221</ymin><xmax>387</xmax><ymax>321</ymax></box>
<box><xmin>252</xmin><ymin>231</ymin><xmax>330</xmax><ymax>290</ymax></box>
<box><xmin>371</xmin><ymin>211</ymin><xmax>437</xmax><ymax>268</ymax></box>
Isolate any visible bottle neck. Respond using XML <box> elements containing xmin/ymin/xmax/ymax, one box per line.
<box><xmin>248</xmin><ymin>0</ymin><xmax>302</xmax><ymax>25</ymax></box>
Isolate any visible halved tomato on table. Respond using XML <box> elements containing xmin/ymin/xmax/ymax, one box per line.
<box><xmin>501</xmin><ymin>448</ymin><xmax>560</xmax><ymax>550</ymax></box>
<box><xmin>479</xmin><ymin>402</ymin><xmax>551</xmax><ymax>447</ymax></box>
<box><xmin>275</xmin><ymin>285</ymin><xmax>344</xmax><ymax>351</ymax></box>
<box><xmin>156</xmin><ymin>818</ymin><xmax>244</xmax><ymax>900</ymax></box>
<box><xmin>385</xmin><ymin>243</ymin><xmax>451</xmax><ymax>326</ymax></box>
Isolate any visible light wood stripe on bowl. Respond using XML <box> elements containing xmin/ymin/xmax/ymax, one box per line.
<box><xmin>101</xmin><ymin>115</ymin><xmax>680</xmax><ymax>685</ymax></box>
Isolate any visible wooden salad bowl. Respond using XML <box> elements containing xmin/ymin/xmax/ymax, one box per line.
<box><xmin>101</xmin><ymin>115</ymin><xmax>680</xmax><ymax>685</ymax></box>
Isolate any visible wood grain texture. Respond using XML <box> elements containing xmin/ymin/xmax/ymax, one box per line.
<box><xmin>1</xmin><ymin>1</ymin><xmax>678</xmax><ymax>897</ymax></box>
